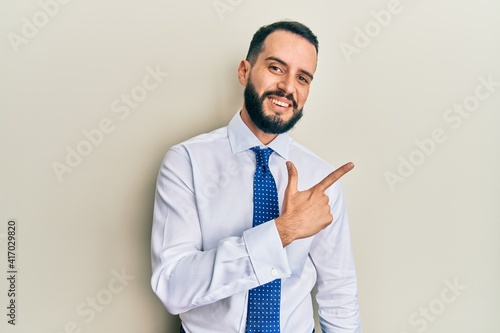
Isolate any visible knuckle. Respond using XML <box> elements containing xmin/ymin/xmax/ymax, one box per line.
<box><xmin>322</xmin><ymin>206</ymin><xmax>333</xmax><ymax>224</ymax></box>
<box><xmin>321</xmin><ymin>194</ymin><xmax>329</xmax><ymax>204</ymax></box>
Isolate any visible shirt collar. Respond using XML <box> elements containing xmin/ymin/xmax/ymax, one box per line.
<box><xmin>228</xmin><ymin>109</ymin><xmax>290</xmax><ymax>160</ymax></box>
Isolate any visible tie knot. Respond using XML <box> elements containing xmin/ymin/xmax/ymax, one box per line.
<box><xmin>251</xmin><ymin>147</ymin><xmax>273</xmax><ymax>168</ymax></box>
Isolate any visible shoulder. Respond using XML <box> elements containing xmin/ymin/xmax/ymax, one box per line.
<box><xmin>288</xmin><ymin>137</ymin><xmax>335</xmax><ymax>172</ymax></box>
<box><xmin>169</xmin><ymin>126</ymin><xmax>229</xmax><ymax>157</ymax></box>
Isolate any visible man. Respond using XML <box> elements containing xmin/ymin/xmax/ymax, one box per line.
<box><xmin>151</xmin><ymin>21</ymin><xmax>361</xmax><ymax>332</ymax></box>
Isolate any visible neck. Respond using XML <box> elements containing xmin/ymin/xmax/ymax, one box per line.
<box><xmin>240</xmin><ymin>106</ymin><xmax>278</xmax><ymax>145</ymax></box>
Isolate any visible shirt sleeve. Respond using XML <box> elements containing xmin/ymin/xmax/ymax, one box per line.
<box><xmin>150</xmin><ymin>147</ymin><xmax>291</xmax><ymax>315</ymax></box>
<box><xmin>310</xmin><ymin>182</ymin><xmax>362</xmax><ymax>333</ymax></box>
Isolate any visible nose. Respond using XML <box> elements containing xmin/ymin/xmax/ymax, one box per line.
<box><xmin>277</xmin><ymin>73</ymin><xmax>296</xmax><ymax>97</ymax></box>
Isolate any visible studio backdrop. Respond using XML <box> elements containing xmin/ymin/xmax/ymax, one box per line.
<box><xmin>1</xmin><ymin>0</ymin><xmax>499</xmax><ymax>332</ymax></box>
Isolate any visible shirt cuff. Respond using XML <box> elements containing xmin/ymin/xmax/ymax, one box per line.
<box><xmin>243</xmin><ymin>220</ymin><xmax>292</xmax><ymax>285</ymax></box>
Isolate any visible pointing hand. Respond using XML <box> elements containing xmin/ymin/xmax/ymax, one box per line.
<box><xmin>275</xmin><ymin>161</ymin><xmax>354</xmax><ymax>246</ymax></box>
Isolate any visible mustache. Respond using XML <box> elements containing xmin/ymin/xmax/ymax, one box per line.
<box><xmin>261</xmin><ymin>90</ymin><xmax>298</xmax><ymax>109</ymax></box>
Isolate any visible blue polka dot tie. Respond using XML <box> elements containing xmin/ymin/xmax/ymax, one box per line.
<box><xmin>246</xmin><ymin>146</ymin><xmax>281</xmax><ymax>333</ymax></box>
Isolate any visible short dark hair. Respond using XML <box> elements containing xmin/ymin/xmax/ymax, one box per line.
<box><xmin>246</xmin><ymin>20</ymin><xmax>319</xmax><ymax>64</ymax></box>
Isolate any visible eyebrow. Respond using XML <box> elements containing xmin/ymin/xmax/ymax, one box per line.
<box><xmin>264</xmin><ymin>56</ymin><xmax>314</xmax><ymax>81</ymax></box>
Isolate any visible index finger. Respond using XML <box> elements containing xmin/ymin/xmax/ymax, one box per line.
<box><xmin>313</xmin><ymin>162</ymin><xmax>355</xmax><ymax>192</ymax></box>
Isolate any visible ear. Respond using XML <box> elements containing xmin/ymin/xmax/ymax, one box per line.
<box><xmin>237</xmin><ymin>60</ymin><xmax>251</xmax><ymax>86</ymax></box>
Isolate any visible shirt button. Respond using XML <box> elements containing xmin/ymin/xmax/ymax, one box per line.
<box><xmin>270</xmin><ymin>268</ymin><xmax>278</xmax><ymax>276</ymax></box>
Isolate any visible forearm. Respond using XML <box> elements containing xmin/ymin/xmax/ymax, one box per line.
<box><xmin>151</xmin><ymin>233</ymin><xmax>251</xmax><ymax>314</ymax></box>
<box><xmin>151</xmin><ymin>219</ymin><xmax>291</xmax><ymax>314</ymax></box>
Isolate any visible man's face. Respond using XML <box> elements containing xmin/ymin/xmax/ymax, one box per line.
<box><xmin>243</xmin><ymin>76</ymin><xmax>303</xmax><ymax>134</ymax></box>
<box><xmin>241</xmin><ymin>30</ymin><xmax>317</xmax><ymax>134</ymax></box>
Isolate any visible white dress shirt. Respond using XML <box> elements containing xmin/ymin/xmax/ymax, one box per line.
<box><xmin>151</xmin><ymin>111</ymin><xmax>361</xmax><ymax>333</ymax></box>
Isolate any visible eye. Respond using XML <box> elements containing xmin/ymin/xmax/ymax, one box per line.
<box><xmin>270</xmin><ymin>65</ymin><xmax>283</xmax><ymax>73</ymax></box>
<box><xmin>297</xmin><ymin>75</ymin><xmax>309</xmax><ymax>84</ymax></box>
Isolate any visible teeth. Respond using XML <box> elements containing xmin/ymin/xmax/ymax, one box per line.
<box><xmin>270</xmin><ymin>98</ymin><xmax>290</xmax><ymax>107</ymax></box>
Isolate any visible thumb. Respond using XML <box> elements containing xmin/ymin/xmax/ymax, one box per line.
<box><xmin>285</xmin><ymin>161</ymin><xmax>299</xmax><ymax>195</ymax></box>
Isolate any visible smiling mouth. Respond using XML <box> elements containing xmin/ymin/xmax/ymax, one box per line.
<box><xmin>269</xmin><ymin>97</ymin><xmax>291</xmax><ymax>108</ymax></box>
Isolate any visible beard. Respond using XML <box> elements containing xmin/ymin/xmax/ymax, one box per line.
<box><xmin>243</xmin><ymin>77</ymin><xmax>304</xmax><ymax>134</ymax></box>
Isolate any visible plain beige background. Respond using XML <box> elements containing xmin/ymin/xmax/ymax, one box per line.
<box><xmin>1</xmin><ymin>0</ymin><xmax>499</xmax><ymax>332</ymax></box>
